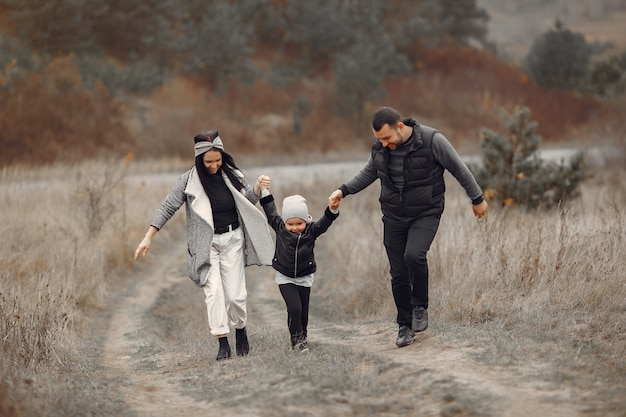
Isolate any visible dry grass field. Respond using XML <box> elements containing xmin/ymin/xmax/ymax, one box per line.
<box><xmin>1</xmin><ymin>2</ymin><xmax>625</xmax><ymax>415</ymax></box>
<box><xmin>0</xmin><ymin>148</ymin><xmax>624</xmax><ymax>416</ymax></box>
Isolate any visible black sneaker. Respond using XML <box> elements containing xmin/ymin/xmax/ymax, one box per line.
<box><xmin>295</xmin><ymin>339</ymin><xmax>309</xmax><ymax>353</ymax></box>
<box><xmin>412</xmin><ymin>306</ymin><xmax>428</xmax><ymax>332</ymax></box>
<box><xmin>396</xmin><ymin>325</ymin><xmax>416</xmax><ymax>348</ymax></box>
<box><xmin>291</xmin><ymin>332</ymin><xmax>309</xmax><ymax>353</ymax></box>
<box><xmin>235</xmin><ymin>327</ymin><xmax>249</xmax><ymax>356</ymax></box>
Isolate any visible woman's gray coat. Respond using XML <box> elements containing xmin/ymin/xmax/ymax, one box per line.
<box><xmin>150</xmin><ymin>166</ymin><xmax>274</xmax><ymax>286</ymax></box>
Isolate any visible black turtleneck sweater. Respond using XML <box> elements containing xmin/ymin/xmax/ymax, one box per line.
<box><xmin>204</xmin><ymin>170</ymin><xmax>238</xmax><ymax>228</ymax></box>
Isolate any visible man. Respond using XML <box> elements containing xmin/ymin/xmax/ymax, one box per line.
<box><xmin>329</xmin><ymin>107</ymin><xmax>488</xmax><ymax>348</ymax></box>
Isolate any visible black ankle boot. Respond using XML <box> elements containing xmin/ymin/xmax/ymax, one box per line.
<box><xmin>216</xmin><ymin>337</ymin><xmax>231</xmax><ymax>361</ymax></box>
<box><xmin>235</xmin><ymin>327</ymin><xmax>249</xmax><ymax>356</ymax></box>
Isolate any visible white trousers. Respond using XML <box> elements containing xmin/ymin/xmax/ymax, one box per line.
<box><xmin>202</xmin><ymin>227</ymin><xmax>247</xmax><ymax>336</ymax></box>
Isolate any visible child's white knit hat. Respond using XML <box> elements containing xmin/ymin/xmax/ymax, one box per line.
<box><xmin>281</xmin><ymin>195</ymin><xmax>312</xmax><ymax>222</ymax></box>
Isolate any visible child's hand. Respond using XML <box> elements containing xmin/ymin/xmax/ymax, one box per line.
<box><xmin>329</xmin><ymin>195</ymin><xmax>340</xmax><ymax>210</ymax></box>
<box><xmin>259</xmin><ymin>175</ymin><xmax>270</xmax><ymax>190</ymax></box>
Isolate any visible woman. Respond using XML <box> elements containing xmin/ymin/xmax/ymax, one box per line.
<box><xmin>134</xmin><ymin>130</ymin><xmax>274</xmax><ymax>361</ymax></box>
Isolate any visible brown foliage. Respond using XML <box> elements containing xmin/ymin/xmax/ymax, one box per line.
<box><xmin>0</xmin><ymin>55</ymin><xmax>134</xmax><ymax>167</ymax></box>
<box><xmin>133</xmin><ymin>76</ymin><xmax>350</xmax><ymax>159</ymax></box>
<box><xmin>3</xmin><ymin>46</ymin><xmax>622</xmax><ymax>167</ymax></box>
<box><xmin>386</xmin><ymin>45</ymin><xmax>609</xmax><ymax>143</ymax></box>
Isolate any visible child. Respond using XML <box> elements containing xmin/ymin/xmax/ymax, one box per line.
<box><xmin>259</xmin><ymin>185</ymin><xmax>340</xmax><ymax>352</ymax></box>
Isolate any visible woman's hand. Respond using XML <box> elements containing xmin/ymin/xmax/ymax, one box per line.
<box><xmin>134</xmin><ymin>226</ymin><xmax>158</xmax><ymax>260</ymax></box>
<box><xmin>255</xmin><ymin>175</ymin><xmax>271</xmax><ymax>195</ymax></box>
<box><xmin>134</xmin><ymin>237</ymin><xmax>151</xmax><ymax>260</ymax></box>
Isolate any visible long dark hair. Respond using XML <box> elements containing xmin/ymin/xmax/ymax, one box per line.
<box><xmin>194</xmin><ymin>130</ymin><xmax>245</xmax><ymax>192</ymax></box>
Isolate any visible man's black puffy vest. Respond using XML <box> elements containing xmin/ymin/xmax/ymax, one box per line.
<box><xmin>371</xmin><ymin>120</ymin><xmax>446</xmax><ymax>219</ymax></box>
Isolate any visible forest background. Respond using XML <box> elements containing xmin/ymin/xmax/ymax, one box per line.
<box><xmin>1</xmin><ymin>0</ymin><xmax>625</xmax><ymax>167</ymax></box>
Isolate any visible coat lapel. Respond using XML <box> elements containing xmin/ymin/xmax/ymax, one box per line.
<box><xmin>184</xmin><ymin>167</ymin><xmax>214</xmax><ymax>228</ymax></box>
<box><xmin>185</xmin><ymin>166</ymin><xmax>273</xmax><ymax>266</ymax></box>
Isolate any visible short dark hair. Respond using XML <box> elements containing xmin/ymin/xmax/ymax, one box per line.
<box><xmin>372</xmin><ymin>107</ymin><xmax>402</xmax><ymax>131</ymax></box>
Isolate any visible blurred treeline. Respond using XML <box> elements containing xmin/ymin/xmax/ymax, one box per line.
<box><xmin>0</xmin><ymin>0</ymin><xmax>624</xmax><ymax>167</ymax></box>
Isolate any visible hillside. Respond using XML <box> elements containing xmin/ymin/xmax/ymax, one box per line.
<box><xmin>478</xmin><ymin>0</ymin><xmax>626</xmax><ymax>59</ymax></box>
<box><xmin>0</xmin><ymin>1</ymin><xmax>624</xmax><ymax>167</ymax></box>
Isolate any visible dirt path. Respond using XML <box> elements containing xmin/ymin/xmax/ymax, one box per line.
<box><xmin>102</xmin><ymin>249</ymin><xmax>215</xmax><ymax>416</ymax></box>
<box><xmin>251</xmin><ymin>268</ymin><xmax>581</xmax><ymax>417</ymax></box>
<box><xmin>98</xmin><ymin>163</ymin><xmax>595</xmax><ymax>416</ymax></box>
<box><xmin>100</xmin><ymin>228</ymin><xmax>582</xmax><ymax>417</ymax></box>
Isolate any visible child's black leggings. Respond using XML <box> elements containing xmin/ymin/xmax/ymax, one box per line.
<box><xmin>278</xmin><ymin>283</ymin><xmax>311</xmax><ymax>338</ymax></box>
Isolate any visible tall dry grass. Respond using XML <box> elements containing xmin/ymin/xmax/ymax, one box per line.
<box><xmin>320</xmin><ymin>157</ymin><xmax>625</xmax><ymax>375</ymax></box>
<box><xmin>1</xmin><ymin>144</ymin><xmax>624</xmax><ymax>414</ymax></box>
<box><xmin>323</xmin><ymin>163</ymin><xmax>625</xmax><ymax>314</ymax></box>
<box><xmin>0</xmin><ymin>156</ymin><xmax>184</xmax><ymax>415</ymax></box>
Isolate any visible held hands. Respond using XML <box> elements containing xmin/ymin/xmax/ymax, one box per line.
<box><xmin>329</xmin><ymin>193</ymin><xmax>340</xmax><ymax>210</ymax></box>
<box><xmin>255</xmin><ymin>175</ymin><xmax>271</xmax><ymax>195</ymax></box>
<box><xmin>329</xmin><ymin>189</ymin><xmax>343</xmax><ymax>210</ymax></box>
<box><xmin>473</xmin><ymin>200</ymin><xmax>489</xmax><ymax>219</ymax></box>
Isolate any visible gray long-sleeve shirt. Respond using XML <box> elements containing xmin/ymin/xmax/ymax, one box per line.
<box><xmin>341</xmin><ymin>131</ymin><xmax>483</xmax><ymax>205</ymax></box>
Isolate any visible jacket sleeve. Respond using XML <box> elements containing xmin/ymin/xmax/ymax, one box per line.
<box><xmin>260</xmin><ymin>194</ymin><xmax>283</xmax><ymax>232</ymax></box>
<box><xmin>309</xmin><ymin>207</ymin><xmax>339</xmax><ymax>238</ymax></box>
<box><xmin>431</xmin><ymin>133</ymin><xmax>483</xmax><ymax>203</ymax></box>
<box><xmin>339</xmin><ymin>155</ymin><xmax>378</xmax><ymax>197</ymax></box>
<box><xmin>235</xmin><ymin>169</ymin><xmax>260</xmax><ymax>205</ymax></box>
<box><xmin>150</xmin><ymin>170</ymin><xmax>190</xmax><ymax>230</ymax></box>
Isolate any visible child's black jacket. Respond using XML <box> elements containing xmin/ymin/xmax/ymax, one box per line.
<box><xmin>260</xmin><ymin>194</ymin><xmax>339</xmax><ymax>278</ymax></box>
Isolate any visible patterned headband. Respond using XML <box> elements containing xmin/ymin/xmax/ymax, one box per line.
<box><xmin>194</xmin><ymin>136</ymin><xmax>224</xmax><ymax>157</ymax></box>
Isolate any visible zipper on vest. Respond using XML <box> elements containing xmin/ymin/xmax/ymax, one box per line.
<box><xmin>400</xmin><ymin>156</ymin><xmax>409</xmax><ymax>203</ymax></box>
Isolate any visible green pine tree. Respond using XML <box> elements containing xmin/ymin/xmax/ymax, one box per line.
<box><xmin>523</xmin><ymin>20</ymin><xmax>591</xmax><ymax>91</ymax></box>
<box><xmin>469</xmin><ymin>106</ymin><xmax>590</xmax><ymax>210</ymax></box>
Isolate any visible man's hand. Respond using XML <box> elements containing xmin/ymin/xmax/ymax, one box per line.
<box><xmin>329</xmin><ymin>195</ymin><xmax>340</xmax><ymax>210</ymax></box>
<box><xmin>329</xmin><ymin>189</ymin><xmax>343</xmax><ymax>209</ymax></box>
<box><xmin>473</xmin><ymin>200</ymin><xmax>488</xmax><ymax>219</ymax></box>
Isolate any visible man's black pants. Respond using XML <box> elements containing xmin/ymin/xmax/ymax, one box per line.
<box><xmin>383</xmin><ymin>215</ymin><xmax>441</xmax><ymax>328</ymax></box>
